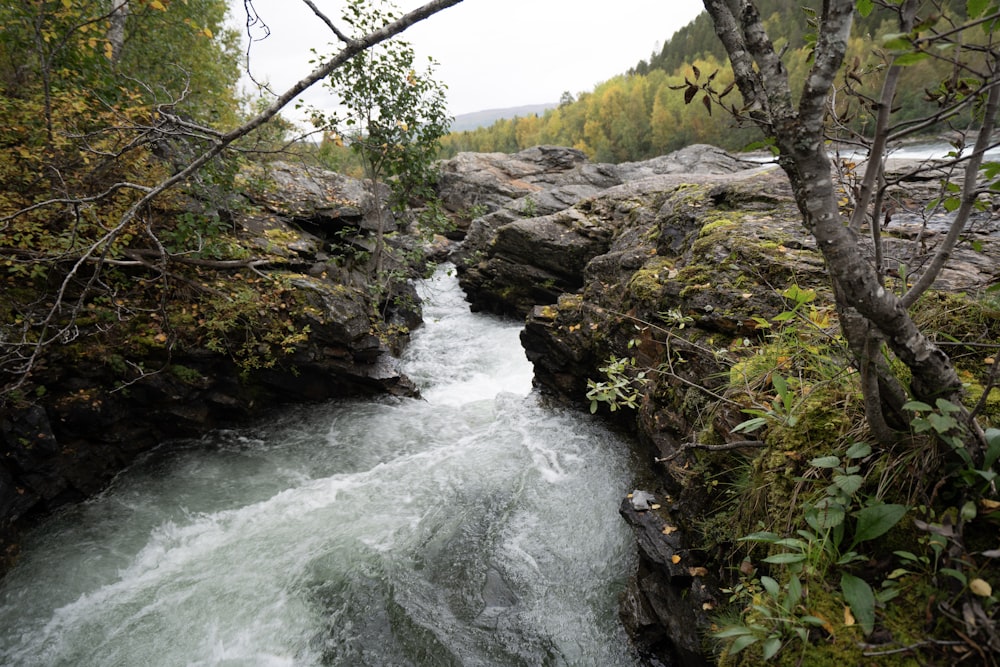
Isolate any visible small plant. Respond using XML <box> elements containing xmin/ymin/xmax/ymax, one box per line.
<box><xmin>660</xmin><ymin>307</ymin><xmax>694</xmax><ymax>329</ymax></box>
<box><xmin>520</xmin><ymin>196</ymin><xmax>537</xmax><ymax>217</ymax></box>
<box><xmin>731</xmin><ymin>373</ymin><xmax>799</xmax><ymax>434</ymax></box>
<box><xmin>586</xmin><ymin>355</ymin><xmax>648</xmax><ymax>414</ymax></box>
<box><xmin>462</xmin><ymin>203</ymin><xmax>488</xmax><ymax>220</ymax></box>
<box><xmin>714</xmin><ymin>442</ymin><xmax>909</xmax><ymax>659</ymax></box>
<box><xmin>159</xmin><ymin>212</ymin><xmax>233</xmax><ymax>259</ymax></box>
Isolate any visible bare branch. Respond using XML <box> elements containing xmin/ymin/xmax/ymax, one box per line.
<box><xmin>848</xmin><ymin>0</ymin><xmax>919</xmax><ymax>235</ymax></box>
<box><xmin>300</xmin><ymin>0</ymin><xmax>352</xmax><ymax>44</ymax></box>
<box><xmin>902</xmin><ymin>67</ymin><xmax>1000</xmax><ymax>307</ymax></box>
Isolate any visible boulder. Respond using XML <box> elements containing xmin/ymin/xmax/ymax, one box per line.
<box><xmin>446</xmin><ymin>145</ymin><xmax>772</xmax><ymax>317</ymax></box>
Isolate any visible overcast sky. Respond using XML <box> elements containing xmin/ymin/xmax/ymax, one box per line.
<box><xmin>230</xmin><ymin>0</ymin><xmax>705</xmax><ymax>121</ymax></box>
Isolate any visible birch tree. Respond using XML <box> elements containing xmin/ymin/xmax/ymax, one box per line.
<box><xmin>701</xmin><ymin>0</ymin><xmax>999</xmax><ymax>458</ymax></box>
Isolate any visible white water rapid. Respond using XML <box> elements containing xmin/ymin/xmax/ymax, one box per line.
<box><xmin>0</xmin><ymin>266</ymin><xmax>642</xmax><ymax>667</ymax></box>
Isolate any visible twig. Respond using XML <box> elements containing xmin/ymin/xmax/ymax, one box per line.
<box><xmin>656</xmin><ymin>440</ymin><xmax>766</xmax><ymax>463</ymax></box>
<box><xmin>861</xmin><ymin>639</ymin><xmax>964</xmax><ymax>656</ymax></box>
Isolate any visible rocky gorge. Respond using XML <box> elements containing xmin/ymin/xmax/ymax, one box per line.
<box><xmin>2</xmin><ymin>143</ymin><xmax>999</xmax><ymax>665</ymax></box>
<box><xmin>436</xmin><ymin>144</ymin><xmax>1000</xmax><ymax>665</ymax></box>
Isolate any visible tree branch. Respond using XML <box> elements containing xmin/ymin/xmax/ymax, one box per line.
<box><xmin>300</xmin><ymin>0</ymin><xmax>352</xmax><ymax>44</ymax></box>
<box><xmin>902</xmin><ymin>66</ymin><xmax>1000</xmax><ymax>307</ymax></box>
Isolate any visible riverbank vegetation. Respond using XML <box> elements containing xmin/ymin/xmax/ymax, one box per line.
<box><xmin>581</xmin><ymin>1</ymin><xmax>1000</xmax><ymax>663</ymax></box>
<box><xmin>0</xmin><ymin>0</ymin><xmax>460</xmax><ymax>405</ymax></box>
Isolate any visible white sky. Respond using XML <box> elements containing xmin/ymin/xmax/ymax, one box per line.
<box><xmin>229</xmin><ymin>0</ymin><xmax>705</xmax><ymax>121</ymax></box>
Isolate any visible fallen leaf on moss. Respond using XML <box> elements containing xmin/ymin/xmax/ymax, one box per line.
<box><xmin>970</xmin><ymin>578</ymin><xmax>992</xmax><ymax>597</ymax></box>
<box><xmin>844</xmin><ymin>606</ymin><xmax>855</xmax><ymax>626</ymax></box>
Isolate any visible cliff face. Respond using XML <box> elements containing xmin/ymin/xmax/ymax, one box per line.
<box><xmin>436</xmin><ymin>145</ymin><xmax>1000</xmax><ymax>665</ymax></box>
<box><xmin>0</xmin><ymin>161</ymin><xmax>421</xmax><ymax>570</ymax></box>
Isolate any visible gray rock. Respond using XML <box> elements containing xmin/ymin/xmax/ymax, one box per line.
<box><xmin>630</xmin><ymin>490</ymin><xmax>657</xmax><ymax>511</ymax></box>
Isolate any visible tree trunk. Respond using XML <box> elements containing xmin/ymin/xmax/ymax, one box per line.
<box><xmin>702</xmin><ymin>0</ymin><xmax>975</xmax><ymax>451</ymax></box>
<box><xmin>107</xmin><ymin>0</ymin><xmax>129</xmax><ymax>62</ymax></box>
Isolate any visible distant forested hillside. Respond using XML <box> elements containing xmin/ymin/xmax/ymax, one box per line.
<box><xmin>450</xmin><ymin>104</ymin><xmax>556</xmax><ymax>132</ymax></box>
<box><xmin>439</xmin><ymin>0</ymin><xmax>970</xmax><ymax>162</ymax></box>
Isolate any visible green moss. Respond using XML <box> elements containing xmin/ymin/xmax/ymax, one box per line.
<box><xmin>168</xmin><ymin>364</ymin><xmax>204</xmax><ymax>385</ymax></box>
<box><xmin>626</xmin><ymin>257</ymin><xmax>675</xmax><ymax>303</ymax></box>
<box><xmin>699</xmin><ymin>217</ymin><xmax>739</xmax><ymax>236</ymax></box>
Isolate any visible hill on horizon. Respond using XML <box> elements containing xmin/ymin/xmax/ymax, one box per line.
<box><xmin>450</xmin><ymin>103</ymin><xmax>555</xmax><ymax>133</ymax></box>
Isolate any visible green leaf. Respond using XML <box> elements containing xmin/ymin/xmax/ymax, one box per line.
<box><xmin>729</xmin><ymin>633</ymin><xmax>760</xmax><ymax>654</ymax></box>
<box><xmin>845</xmin><ymin>442</ymin><xmax>872</xmax><ymax>459</ymax></box>
<box><xmin>806</xmin><ymin>501</ymin><xmax>846</xmax><ymax>530</ymax></box>
<box><xmin>761</xmin><ymin>575</ymin><xmax>780</xmax><ymax>598</ymax></box>
<box><xmin>762</xmin><ymin>636</ymin><xmax>783</xmax><ymax>660</ymax></box>
<box><xmin>941</xmin><ymin>196</ymin><xmax>961</xmax><ymax>212</ymax></box>
<box><xmin>782</xmin><ymin>284</ymin><xmax>816</xmax><ymax>305</ymax></box>
<box><xmin>903</xmin><ymin>400</ymin><xmax>934</xmax><ymax>412</ymax></box>
<box><xmin>928</xmin><ymin>412</ymin><xmax>958</xmax><ymax>433</ymax></box>
<box><xmin>714</xmin><ymin>625</ymin><xmax>757</xmax><ymax>638</ymax></box>
<box><xmin>939</xmin><ymin>567</ymin><xmax>967</xmax><ymax>586</ymax></box>
<box><xmin>894</xmin><ymin>51</ymin><xmax>930</xmax><ymax>66</ymax></box>
<box><xmin>800</xmin><ymin>615</ymin><xmax>829</xmax><ymax>627</ymax></box>
<box><xmin>856</xmin><ymin>0</ymin><xmax>875</xmax><ymax>17</ymax></box>
<box><xmin>841</xmin><ymin>572</ymin><xmax>876</xmax><ymax>635</ymax></box>
<box><xmin>881</xmin><ymin>33</ymin><xmax>912</xmax><ymax>50</ymax></box>
<box><xmin>733</xmin><ymin>416</ymin><xmax>768</xmax><ymax>434</ymax></box>
<box><xmin>834</xmin><ymin>474</ymin><xmax>864</xmax><ymax>496</ymax></box>
<box><xmin>774</xmin><ymin>538</ymin><xmax>809</xmax><ymax>550</ymax></box>
<box><xmin>741</xmin><ymin>531</ymin><xmax>781</xmax><ymax>543</ymax></box>
<box><xmin>764</xmin><ymin>552</ymin><xmax>808</xmax><ymax>564</ymax></box>
<box><xmin>935</xmin><ymin>398</ymin><xmax>962</xmax><ymax>413</ymax></box>
<box><xmin>968</xmin><ymin>0</ymin><xmax>991</xmax><ymax>18</ymax></box>
<box><xmin>852</xmin><ymin>504</ymin><xmax>907</xmax><ymax>545</ymax></box>
<box><xmin>785</xmin><ymin>573</ymin><xmax>803</xmax><ymax>611</ymax></box>
<box><xmin>809</xmin><ymin>455</ymin><xmax>842</xmax><ymax>468</ymax></box>
<box><xmin>984</xmin><ymin>428</ymin><xmax>1000</xmax><ymax>468</ymax></box>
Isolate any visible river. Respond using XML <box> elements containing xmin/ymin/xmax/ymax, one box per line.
<box><xmin>0</xmin><ymin>266</ymin><xmax>642</xmax><ymax>667</ymax></box>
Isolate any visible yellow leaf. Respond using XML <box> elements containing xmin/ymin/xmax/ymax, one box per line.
<box><xmin>650</xmin><ymin>503</ymin><xmax>661</xmax><ymax>510</ymax></box>
<box><xmin>104</xmin><ymin>42</ymin><xmax>114</xmax><ymax>60</ymax></box>
<box><xmin>844</xmin><ymin>606</ymin><xmax>855</xmax><ymax>626</ymax></box>
<box><xmin>981</xmin><ymin>499</ymin><xmax>1000</xmax><ymax>511</ymax></box>
<box><xmin>661</xmin><ymin>525</ymin><xmax>678</xmax><ymax>535</ymax></box>
<box><xmin>150</xmin><ymin>0</ymin><xmax>166</xmax><ymax>10</ymax></box>
<box><xmin>154</xmin><ymin>333</ymin><xmax>168</xmax><ymax>344</ymax></box>
<box><xmin>970</xmin><ymin>578</ymin><xmax>992</xmax><ymax>597</ymax></box>
<box><xmin>202</xmin><ymin>27</ymin><xmax>213</xmax><ymax>38</ymax></box>
<box><xmin>671</xmin><ymin>554</ymin><xmax>681</xmax><ymax>564</ymax></box>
